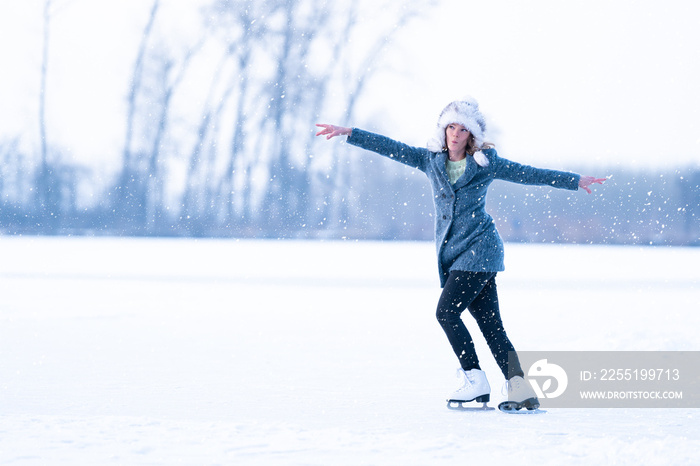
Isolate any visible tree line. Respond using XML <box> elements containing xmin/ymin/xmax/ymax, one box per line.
<box><xmin>0</xmin><ymin>0</ymin><xmax>697</xmax><ymax>246</ymax></box>
<box><xmin>0</xmin><ymin>0</ymin><xmax>435</xmax><ymax>236</ymax></box>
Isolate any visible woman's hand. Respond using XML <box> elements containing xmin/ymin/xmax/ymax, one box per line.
<box><xmin>315</xmin><ymin>124</ymin><xmax>352</xmax><ymax>140</ymax></box>
<box><xmin>578</xmin><ymin>176</ymin><xmax>606</xmax><ymax>194</ymax></box>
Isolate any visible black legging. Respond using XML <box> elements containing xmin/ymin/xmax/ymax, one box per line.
<box><xmin>436</xmin><ymin>271</ymin><xmax>524</xmax><ymax>379</ymax></box>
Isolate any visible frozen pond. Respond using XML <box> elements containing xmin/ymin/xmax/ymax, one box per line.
<box><xmin>1</xmin><ymin>237</ymin><xmax>698</xmax><ymax>464</ymax></box>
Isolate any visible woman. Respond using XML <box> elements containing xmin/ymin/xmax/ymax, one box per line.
<box><xmin>315</xmin><ymin>97</ymin><xmax>605</xmax><ymax>411</ymax></box>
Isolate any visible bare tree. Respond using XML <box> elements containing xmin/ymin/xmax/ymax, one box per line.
<box><xmin>313</xmin><ymin>0</ymin><xmax>439</xmax><ymax>236</ymax></box>
<box><xmin>184</xmin><ymin>0</ymin><xmax>282</xmax><ymax>234</ymax></box>
<box><xmin>113</xmin><ymin>0</ymin><xmax>160</xmax><ymax>229</ymax></box>
<box><xmin>256</xmin><ymin>0</ymin><xmax>335</xmax><ymax>234</ymax></box>
<box><xmin>36</xmin><ymin>0</ymin><xmax>79</xmax><ymax>230</ymax></box>
<box><xmin>36</xmin><ymin>0</ymin><xmax>55</xmax><ymax>224</ymax></box>
<box><xmin>214</xmin><ymin>0</ymin><xmax>275</xmax><ymax>229</ymax></box>
<box><xmin>180</xmin><ymin>52</ymin><xmax>234</xmax><ymax>234</ymax></box>
<box><xmin>139</xmin><ymin>38</ymin><xmax>205</xmax><ymax>233</ymax></box>
<box><xmin>179</xmin><ymin>0</ymin><xmax>440</xmax><ymax>237</ymax></box>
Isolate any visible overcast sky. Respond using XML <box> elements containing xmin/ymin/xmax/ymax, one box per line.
<box><xmin>1</xmin><ymin>0</ymin><xmax>698</xmax><ymax>173</ymax></box>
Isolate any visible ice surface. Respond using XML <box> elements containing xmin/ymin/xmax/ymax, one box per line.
<box><xmin>1</xmin><ymin>237</ymin><xmax>698</xmax><ymax>465</ymax></box>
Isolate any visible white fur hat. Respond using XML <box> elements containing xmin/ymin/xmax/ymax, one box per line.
<box><xmin>427</xmin><ymin>96</ymin><xmax>487</xmax><ymax>154</ymax></box>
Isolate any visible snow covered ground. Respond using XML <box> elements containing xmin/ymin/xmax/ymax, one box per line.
<box><xmin>1</xmin><ymin>237</ymin><xmax>698</xmax><ymax>465</ymax></box>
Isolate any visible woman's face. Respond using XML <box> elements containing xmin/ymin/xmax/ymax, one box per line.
<box><xmin>445</xmin><ymin>123</ymin><xmax>470</xmax><ymax>155</ymax></box>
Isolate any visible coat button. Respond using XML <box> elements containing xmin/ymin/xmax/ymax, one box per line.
<box><xmin>443</xmin><ymin>215</ymin><xmax>447</xmax><ymax>220</ymax></box>
<box><xmin>442</xmin><ymin>193</ymin><xmax>447</xmax><ymax>198</ymax></box>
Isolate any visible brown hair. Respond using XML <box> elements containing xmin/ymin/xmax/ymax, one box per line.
<box><xmin>463</xmin><ymin>133</ymin><xmax>495</xmax><ymax>155</ymax></box>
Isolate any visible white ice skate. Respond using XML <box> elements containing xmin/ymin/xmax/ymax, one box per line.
<box><xmin>446</xmin><ymin>368</ymin><xmax>493</xmax><ymax>411</ymax></box>
<box><xmin>498</xmin><ymin>375</ymin><xmax>541</xmax><ymax>413</ymax></box>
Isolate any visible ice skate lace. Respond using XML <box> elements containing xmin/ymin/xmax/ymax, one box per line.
<box><xmin>501</xmin><ymin>380</ymin><xmax>510</xmax><ymax>396</ymax></box>
<box><xmin>455</xmin><ymin>368</ymin><xmax>475</xmax><ymax>390</ymax></box>
<box><xmin>501</xmin><ymin>378</ymin><xmax>521</xmax><ymax>396</ymax></box>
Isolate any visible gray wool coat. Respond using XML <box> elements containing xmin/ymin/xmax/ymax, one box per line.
<box><xmin>346</xmin><ymin>128</ymin><xmax>581</xmax><ymax>287</ymax></box>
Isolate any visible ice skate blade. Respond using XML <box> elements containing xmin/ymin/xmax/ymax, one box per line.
<box><xmin>498</xmin><ymin>400</ymin><xmax>546</xmax><ymax>414</ymax></box>
<box><xmin>447</xmin><ymin>400</ymin><xmax>495</xmax><ymax>411</ymax></box>
<box><xmin>499</xmin><ymin>407</ymin><xmax>547</xmax><ymax>415</ymax></box>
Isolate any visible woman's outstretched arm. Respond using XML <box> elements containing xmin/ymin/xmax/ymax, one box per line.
<box><xmin>315</xmin><ymin>124</ymin><xmax>352</xmax><ymax>139</ymax></box>
<box><xmin>578</xmin><ymin>176</ymin><xmax>607</xmax><ymax>194</ymax></box>
<box><xmin>315</xmin><ymin>125</ymin><xmax>429</xmax><ymax>172</ymax></box>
